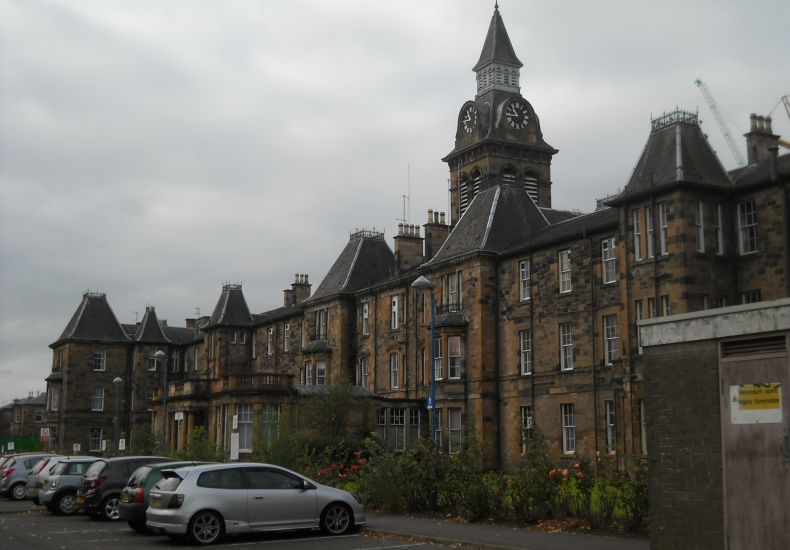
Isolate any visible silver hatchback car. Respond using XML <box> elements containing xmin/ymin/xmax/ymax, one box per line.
<box><xmin>146</xmin><ymin>462</ymin><xmax>366</xmax><ymax>545</ymax></box>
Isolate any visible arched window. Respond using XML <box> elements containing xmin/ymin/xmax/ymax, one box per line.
<box><xmin>471</xmin><ymin>169</ymin><xmax>482</xmax><ymax>202</ymax></box>
<box><xmin>502</xmin><ymin>166</ymin><xmax>517</xmax><ymax>183</ymax></box>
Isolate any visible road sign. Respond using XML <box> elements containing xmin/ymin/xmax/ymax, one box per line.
<box><xmin>73</xmin><ymin>443</ymin><xmax>81</xmax><ymax>452</ymax></box>
<box><xmin>40</xmin><ymin>427</ymin><xmax>50</xmax><ymax>441</ymax></box>
<box><xmin>426</xmin><ymin>396</ymin><xmax>435</xmax><ymax>410</ymax></box>
<box><xmin>232</xmin><ymin>414</ymin><xmax>238</xmax><ymax>430</ymax></box>
<box><xmin>118</xmin><ymin>438</ymin><xmax>126</xmax><ymax>451</ymax></box>
<box><xmin>101</xmin><ymin>440</ymin><xmax>106</xmax><ymax>451</ymax></box>
<box><xmin>174</xmin><ymin>411</ymin><xmax>184</xmax><ymax>421</ymax></box>
<box><xmin>7</xmin><ymin>442</ymin><xmax>14</xmax><ymax>451</ymax></box>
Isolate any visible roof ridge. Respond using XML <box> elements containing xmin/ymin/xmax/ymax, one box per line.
<box><xmin>342</xmin><ymin>238</ymin><xmax>364</xmax><ymax>290</ymax></box>
<box><xmin>480</xmin><ymin>186</ymin><xmax>502</xmax><ymax>249</ymax></box>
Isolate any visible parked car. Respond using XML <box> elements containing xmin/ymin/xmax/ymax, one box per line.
<box><xmin>25</xmin><ymin>455</ymin><xmax>65</xmax><ymax>503</ymax></box>
<box><xmin>119</xmin><ymin>461</ymin><xmax>213</xmax><ymax>532</ymax></box>
<box><xmin>39</xmin><ymin>457</ymin><xmax>99</xmax><ymax>515</ymax></box>
<box><xmin>147</xmin><ymin>462</ymin><xmax>366</xmax><ymax>545</ymax></box>
<box><xmin>0</xmin><ymin>453</ymin><xmax>53</xmax><ymax>500</ymax></box>
<box><xmin>77</xmin><ymin>456</ymin><xmax>171</xmax><ymax>521</ymax></box>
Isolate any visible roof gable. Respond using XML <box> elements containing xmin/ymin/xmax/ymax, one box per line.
<box><xmin>55</xmin><ymin>292</ymin><xmax>130</xmax><ymax>345</ymax></box>
<box><xmin>310</xmin><ymin>231</ymin><xmax>395</xmax><ymax>301</ymax></box>
<box><xmin>622</xmin><ymin>110</ymin><xmax>731</xmax><ymax>198</ymax></box>
<box><xmin>207</xmin><ymin>284</ymin><xmax>253</xmax><ymax>327</ymax></box>
<box><xmin>134</xmin><ymin>306</ymin><xmax>171</xmax><ymax>344</ymax></box>
<box><xmin>429</xmin><ymin>183</ymin><xmax>548</xmax><ymax>264</ymax></box>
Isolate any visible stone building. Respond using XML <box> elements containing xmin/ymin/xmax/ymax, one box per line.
<box><xmin>0</xmin><ymin>392</ymin><xmax>47</xmax><ymax>439</ymax></box>
<box><xmin>44</xmin><ymin>6</ymin><xmax>790</xmax><ymax>470</ymax></box>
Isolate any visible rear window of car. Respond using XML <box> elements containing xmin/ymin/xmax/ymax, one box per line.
<box><xmin>66</xmin><ymin>462</ymin><xmax>91</xmax><ymax>476</ymax></box>
<box><xmin>84</xmin><ymin>460</ymin><xmax>107</xmax><ymax>478</ymax></box>
<box><xmin>154</xmin><ymin>473</ymin><xmax>183</xmax><ymax>492</ymax></box>
<box><xmin>197</xmin><ymin>468</ymin><xmax>244</xmax><ymax>489</ymax></box>
<box><xmin>127</xmin><ymin>466</ymin><xmax>152</xmax><ymax>488</ymax></box>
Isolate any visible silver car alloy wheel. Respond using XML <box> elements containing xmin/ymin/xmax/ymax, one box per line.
<box><xmin>323</xmin><ymin>504</ymin><xmax>351</xmax><ymax>535</ymax></box>
<box><xmin>191</xmin><ymin>512</ymin><xmax>221</xmax><ymax>545</ymax></box>
<box><xmin>103</xmin><ymin>497</ymin><xmax>120</xmax><ymax>520</ymax></box>
<box><xmin>11</xmin><ymin>484</ymin><xmax>27</xmax><ymax>501</ymax></box>
<box><xmin>58</xmin><ymin>493</ymin><xmax>78</xmax><ymax>515</ymax></box>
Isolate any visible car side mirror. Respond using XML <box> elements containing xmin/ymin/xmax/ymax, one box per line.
<box><xmin>302</xmin><ymin>480</ymin><xmax>315</xmax><ymax>491</ymax></box>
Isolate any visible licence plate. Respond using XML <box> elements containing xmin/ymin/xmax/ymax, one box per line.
<box><xmin>77</xmin><ymin>496</ymin><xmax>85</xmax><ymax>505</ymax></box>
<box><xmin>149</xmin><ymin>496</ymin><xmax>161</xmax><ymax>508</ymax></box>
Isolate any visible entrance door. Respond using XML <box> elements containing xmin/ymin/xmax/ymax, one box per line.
<box><xmin>719</xmin><ymin>334</ymin><xmax>790</xmax><ymax>550</ymax></box>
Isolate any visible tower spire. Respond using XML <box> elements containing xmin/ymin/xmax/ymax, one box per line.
<box><xmin>473</xmin><ymin>3</ymin><xmax>522</xmax><ymax>98</ymax></box>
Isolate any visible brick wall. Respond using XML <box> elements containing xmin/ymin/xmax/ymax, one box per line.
<box><xmin>643</xmin><ymin>340</ymin><xmax>724</xmax><ymax>550</ymax></box>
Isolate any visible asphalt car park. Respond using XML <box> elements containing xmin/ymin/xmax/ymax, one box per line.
<box><xmin>0</xmin><ymin>499</ymin><xmax>457</xmax><ymax>550</ymax></box>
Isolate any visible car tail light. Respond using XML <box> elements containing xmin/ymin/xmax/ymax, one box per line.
<box><xmin>2</xmin><ymin>468</ymin><xmax>13</xmax><ymax>478</ymax></box>
<box><xmin>167</xmin><ymin>494</ymin><xmax>185</xmax><ymax>509</ymax></box>
<box><xmin>89</xmin><ymin>476</ymin><xmax>105</xmax><ymax>490</ymax></box>
<box><xmin>134</xmin><ymin>488</ymin><xmax>145</xmax><ymax>504</ymax></box>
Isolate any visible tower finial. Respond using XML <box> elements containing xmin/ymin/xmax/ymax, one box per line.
<box><xmin>495</xmin><ymin>1</ymin><xmax>499</xmax><ymax>10</ymax></box>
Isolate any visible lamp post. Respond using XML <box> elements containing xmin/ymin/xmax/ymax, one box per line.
<box><xmin>411</xmin><ymin>275</ymin><xmax>437</xmax><ymax>441</ymax></box>
<box><xmin>153</xmin><ymin>349</ymin><xmax>168</xmax><ymax>452</ymax></box>
<box><xmin>112</xmin><ymin>377</ymin><xmax>123</xmax><ymax>450</ymax></box>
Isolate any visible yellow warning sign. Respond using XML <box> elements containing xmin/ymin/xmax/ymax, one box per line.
<box><xmin>737</xmin><ymin>384</ymin><xmax>782</xmax><ymax>411</ymax></box>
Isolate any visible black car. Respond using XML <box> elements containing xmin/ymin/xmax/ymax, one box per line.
<box><xmin>118</xmin><ymin>461</ymin><xmax>212</xmax><ymax>532</ymax></box>
<box><xmin>77</xmin><ymin>456</ymin><xmax>171</xmax><ymax>521</ymax></box>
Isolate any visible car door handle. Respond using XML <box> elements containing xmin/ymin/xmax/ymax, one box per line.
<box><xmin>254</xmin><ymin>496</ymin><xmax>263</xmax><ymax>500</ymax></box>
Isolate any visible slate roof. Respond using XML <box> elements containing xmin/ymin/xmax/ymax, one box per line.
<box><xmin>206</xmin><ymin>284</ymin><xmax>253</xmax><ymax>328</ymax></box>
<box><xmin>473</xmin><ymin>5</ymin><xmax>522</xmax><ymax>71</ymax></box>
<box><xmin>616</xmin><ymin>110</ymin><xmax>731</xmax><ymax>202</ymax></box>
<box><xmin>53</xmin><ymin>292</ymin><xmax>130</xmax><ymax>347</ymax></box>
<box><xmin>730</xmin><ymin>152</ymin><xmax>790</xmax><ymax>187</ymax></box>
<box><xmin>309</xmin><ymin>233</ymin><xmax>395</xmax><ymax>302</ymax></box>
<box><xmin>428</xmin><ymin>183</ymin><xmax>549</xmax><ymax>264</ymax></box>
<box><xmin>540</xmin><ymin>207</ymin><xmax>582</xmax><ymax>225</ymax></box>
<box><xmin>9</xmin><ymin>394</ymin><xmax>46</xmax><ymax>406</ymax></box>
<box><xmin>134</xmin><ymin>306</ymin><xmax>170</xmax><ymax>344</ymax></box>
<box><xmin>507</xmin><ymin>207</ymin><xmax>619</xmax><ymax>255</ymax></box>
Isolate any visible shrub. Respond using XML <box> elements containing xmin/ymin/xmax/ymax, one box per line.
<box><xmin>620</xmin><ymin>458</ymin><xmax>649</xmax><ymax>532</ymax></box>
<box><xmin>517</xmin><ymin>430</ymin><xmax>558</xmax><ymax>522</ymax></box>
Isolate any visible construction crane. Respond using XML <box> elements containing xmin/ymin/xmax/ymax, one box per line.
<box><xmin>769</xmin><ymin>95</ymin><xmax>790</xmax><ymax>149</ymax></box>
<box><xmin>695</xmin><ymin>78</ymin><xmax>747</xmax><ymax>166</ymax></box>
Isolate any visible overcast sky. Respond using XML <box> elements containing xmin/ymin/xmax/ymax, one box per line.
<box><xmin>1</xmin><ymin>0</ymin><xmax>788</xmax><ymax>405</ymax></box>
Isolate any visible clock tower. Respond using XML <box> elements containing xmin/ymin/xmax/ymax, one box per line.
<box><xmin>443</xmin><ymin>4</ymin><xmax>557</xmax><ymax>224</ymax></box>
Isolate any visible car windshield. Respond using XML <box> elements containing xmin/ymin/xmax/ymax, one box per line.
<box><xmin>126</xmin><ymin>466</ymin><xmax>152</xmax><ymax>488</ymax></box>
<box><xmin>50</xmin><ymin>462</ymin><xmax>68</xmax><ymax>476</ymax></box>
<box><xmin>84</xmin><ymin>460</ymin><xmax>107</xmax><ymax>478</ymax></box>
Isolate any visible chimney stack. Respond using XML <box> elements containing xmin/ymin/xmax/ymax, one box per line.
<box><xmin>745</xmin><ymin>113</ymin><xmax>780</xmax><ymax>165</ymax></box>
<box><xmin>424</xmin><ymin>209</ymin><xmax>450</xmax><ymax>261</ymax></box>
<box><xmin>394</xmin><ymin>223</ymin><xmax>424</xmax><ymax>274</ymax></box>
<box><xmin>289</xmin><ymin>273</ymin><xmax>311</xmax><ymax>304</ymax></box>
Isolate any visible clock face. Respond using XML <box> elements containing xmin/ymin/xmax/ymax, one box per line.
<box><xmin>505</xmin><ymin>100</ymin><xmax>529</xmax><ymax>129</ymax></box>
<box><xmin>461</xmin><ymin>105</ymin><xmax>477</xmax><ymax>133</ymax></box>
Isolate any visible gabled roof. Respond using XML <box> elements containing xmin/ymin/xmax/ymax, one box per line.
<box><xmin>540</xmin><ymin>207</ymin><xmax>582</xmax><ymax>225</ymax></box>
<box><xmin>473</xmin><ymin>5</ymin><xmax>522</xmax><ymax>71</ymax></box>
<box><xmin>53</xmin><ymin>292</ymin><xmax>130</xmax><ymax>347</ymax></box>
<box><xmin>619</xmin><ymin>110</ymin><xmax>731</xmax><ymax>200</ymax></box>
<box><xmin>134</xmin><ymin>306</ymin><xmax>171</xmax><ymax>344</ymax></box>
<box><xmin>309</xmin><ymin>231</ymin><xmax>395</xmax><ymax>302</ymax></box>
<box><xmin>206</xmin><ymin>284</ymin><xmax>253</xmax><ymax>328</ymax></box>
<box><xmin>428</xmin><ymin>183</ymin><xmax>549</xmax><ymax>264</ymax></box>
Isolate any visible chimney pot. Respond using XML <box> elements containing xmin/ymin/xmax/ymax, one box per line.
<box><xmin>427</xmin><ymin>209</ymin><xmax>433</xmax><ymax>223</ymax></box>
<box><xmin>765</xmin><ymin>116</ymin><xmax>773</xmax><ymax>134</ymax></box>
<box><xmin>398</xmin><ymin>223</ymin><xmax>404</xmax><ymax>235</ymax></box>
<box><xmin>750</xmin><ymin>113</ymin><xmax>758</xmax><ymax>130</ymax></box>
<box><xmin>440</xmin><ymin>212</ymin><xmax>446</xmax><ymax>224</ymax></box>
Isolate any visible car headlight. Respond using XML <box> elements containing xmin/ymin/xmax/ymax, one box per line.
<box><xmin>50</xmin><ymin>479</ymin><xmax>58</xmax><ymax>489</ymax></box>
